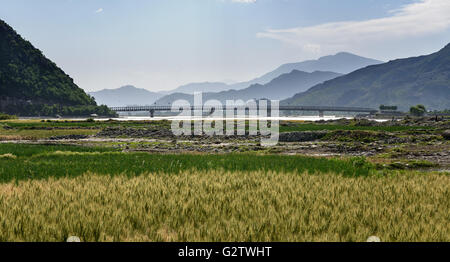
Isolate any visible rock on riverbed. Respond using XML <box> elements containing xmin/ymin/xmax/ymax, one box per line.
<box><xmin>443</xmin><ymin>130</ymin><xmax>450</xmax><ymax>140</ymax></box>
<box><xmin>279</xmin><ymin>131</ymin><xmax>328</xmax><ymax>142</ymax></box>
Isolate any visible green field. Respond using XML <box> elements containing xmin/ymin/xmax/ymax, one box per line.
<box><xmin>0</xmin><ymin>144</ymin><xmax>374</xmax><ymax>183</ymax></box>
<box><xmin>0</xmin><ymin>119</ymin><xmax>169</xmax><ymax>129</ymax></box>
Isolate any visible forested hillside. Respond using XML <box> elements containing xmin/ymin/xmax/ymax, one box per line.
<box><xmin>0</xmin><ymin>19</ymin><xmax>115</xmax><ymax>116</ymax></box>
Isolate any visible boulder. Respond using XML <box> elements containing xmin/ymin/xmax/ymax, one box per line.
<box><xmin>443</xmin><ymin>130</ymin><xmax>450</xmax><ymax>140</ymax></box>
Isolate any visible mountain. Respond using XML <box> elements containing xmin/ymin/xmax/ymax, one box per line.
<box><xmin>165</xmin><ymin>82</ymin><xmax>231</xmax><ymax>95</ymax></box>
<box><xmin>160</xmin><ymin>52</ymin><xmax>382</xmax><ymax>95</ymax></box>
<box><xmin>272</xmin><ymin>52</ymin><xmax>383</xmax><ymax>75</ymax></box>
<box><xmin>89</xmin><ymin>85</ymin><xmax>164</xmax><ymax>107</ymax></box>
<box><xmin>283</xmin><ymin>44</ymin><xmax>450</xmax><ymax>111</ymax></box>
<box><xmin>237</xmin><ymin>52</ymin><xmax>383</xmax><ymax>89</ymax></box>
<box><xmin>0</xmin><ymin>19</ymin><xmax>114</xmax><ymax>116</ymax></box>
<box><xmin>155</xmin><ymin>70</ymin><xmax>342</xmax><ymax>105</ymax></box>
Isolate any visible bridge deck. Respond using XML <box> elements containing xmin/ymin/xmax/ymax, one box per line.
<box><xmin>110</xmin><ymin>105</ymin><xmax>378</xmax><ymax>113</ymax></box>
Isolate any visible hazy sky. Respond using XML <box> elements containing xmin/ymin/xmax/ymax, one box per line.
<box><xmin>1</xmin><ymin>0</ymin><xmax>450</xmax><ymax>92</ymax></box>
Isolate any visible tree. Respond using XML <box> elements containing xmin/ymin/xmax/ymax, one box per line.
<box><xmin>410</xmin><ymin>105</ymin><xmax>426</xmax><ymax>116</ymax></box>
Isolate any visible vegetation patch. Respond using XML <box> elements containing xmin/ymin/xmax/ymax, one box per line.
<box><xmin>0</xmin><ymin>127</ymin><xmax>100</xmax><ymax>140</ymax></box>
<box><xmin>0</xmin><ymin>153</ymin><xmax>16</xmax><ymax>160</ymax></box>
<box><xmin>0</xmin><ymin>143</ymin><xmax>117</xmax><ymax>157</ymax></box>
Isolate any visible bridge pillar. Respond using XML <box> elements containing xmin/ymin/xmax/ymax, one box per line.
<box><xmin>319</xmin><ymin>110</ymin><xmax>324</xmax><ymax>118</ymax></box>
<box><xmin>149</xmin><ymin>109</ymin><xmax>155</xmax><ymax>118</ymax></box>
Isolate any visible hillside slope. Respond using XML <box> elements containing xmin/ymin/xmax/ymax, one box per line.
<box><xmin>283</xmin><ymin>44</ymin><xmax>450</xmax><ymax>111</ymax></box>
<box><xmin>0</xmin><ymin>19</ymin><xmax>113</xmax><ymax>116</ymax></box>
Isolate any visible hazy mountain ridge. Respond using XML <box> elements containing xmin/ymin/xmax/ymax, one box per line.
<box><xmin>89</xmin><ymin>85</ymin><xmax>164</xmax><ymax>107</ymax></box>
<box><xmin>92</xmin><ymin>52</ymin><xmax>381</xmax><ymax>107</ymax></box>
<box><xmin>154</xmin><ymin>70</ymin><xmax>342</xmax><ymax>105</ymax></box>
<box><xmin>282</xmin><ymin>44</ymin><xmax>450</xmax><ymax>111</ymax></box>
<box><xmin>164</xmin><ymin>82</ymin><xmax>231</xmax><ymax>95</ymax></box>
<box><xmin>249</xmin><ymin>52</ymin><xmax>383</xmax><ymax>87</ymax></box>
<box><xmin>156</xmin><ymin>52</ymin><xmax>383</xmax><ymax>96</ymax></box>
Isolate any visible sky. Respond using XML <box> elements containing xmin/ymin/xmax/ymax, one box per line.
<box><xmin>1</xmin><ymin>0</ymin><xmax>450</xmax><ymax>92</ymax></box>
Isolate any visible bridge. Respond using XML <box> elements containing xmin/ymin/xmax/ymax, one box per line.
<box><xmin>110</xmin><ymin>105</ymin><xmax>378</xmax><ymax>118</ymax></box>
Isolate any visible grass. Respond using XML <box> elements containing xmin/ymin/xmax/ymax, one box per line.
<box><xmin>0</xmin><ymin>143</ymin><xmax>117</xmax><ymax>157</ymax></box>
<box><xmin>0</xmin><ymin>170</ymin><xmax>448</xmax><ymax>242</ymax></box>
<box><xmin>0</xmin><ymin>119</ymin><xmax>170</xmax><ymax>129</ymax></box>
<box><xmin>0</xmin><ymin>143</ymin><xmax>374</xmax><ymax>183</ymax></box>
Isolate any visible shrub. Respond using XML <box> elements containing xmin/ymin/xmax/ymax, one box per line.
<box><xmin>410</xmin><ymin>105</ymin><xmax>426</xmax><ymax>117</ymax></box>
<box><xmin>0</xmin><ymin>113</ymin><xmax>17</xmax><ymax>120</ymax></box>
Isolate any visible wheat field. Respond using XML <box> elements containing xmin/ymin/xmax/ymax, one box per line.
<box><xmin>0</xmin><ymin>170</ymin><xmax>448</xmax><ymax>242</ymax></box>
